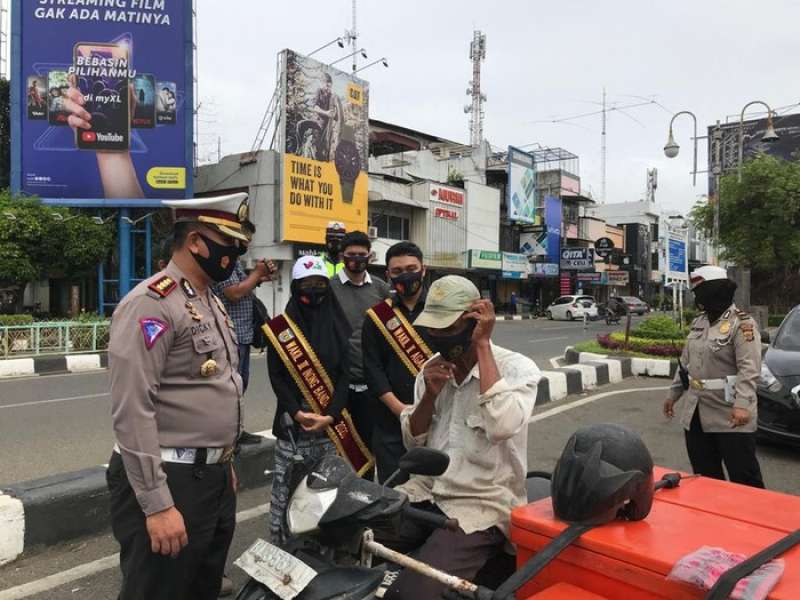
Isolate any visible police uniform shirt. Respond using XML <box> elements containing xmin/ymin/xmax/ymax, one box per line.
<box><xmin>668</xmin><ymin>304</ymin><xmax>761</xmax><ymax>433</ymax></box>
<box><xmin>109</xmin><ymin>261</ymin><xmax>243</xmax><ymax>516</ymax></box>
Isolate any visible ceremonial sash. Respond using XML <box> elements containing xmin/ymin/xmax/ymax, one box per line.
<box><xmin>263</xmin><ymin>314</ymin><xmax>373</xmax><ymax>476</ymax></box>
<box><xmin>366</xmin><ymin>299</ymin><xmax>433</xmax><ymax>378</ymax></box>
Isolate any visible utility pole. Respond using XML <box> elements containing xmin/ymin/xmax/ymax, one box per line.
<box><xmin>351</xmin><ymin>0</ymin><xmax>358</xmax><ymax>73</ymax></box>
<box><xmin>601</xmin><ymin>87</ymin><xmax>607</xmax><ymax>204</ymax></box>
<box><xmin>711</xmin><ymin>121</ymin><xmax>722</xmax><ymax>266</ymax></box>
<box><xmin>464</xmin><ymin>30</ymin><xmax>487</xmax><ymax>147</ymax></box>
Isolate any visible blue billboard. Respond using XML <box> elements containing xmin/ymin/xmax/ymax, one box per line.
<box><xmin>11</xmin><ymin>0</ymin><xmax>193</xmax><ymax>206</ymax></box>
<box><xmin>543</xmin><ymin>195</ymin><xmax>562</xmax><ymax>264</ymax></box>
<box><xmin>668</xmin><ymin>236</ymin><xmax>688</xmax><ymax>280</ymax></box>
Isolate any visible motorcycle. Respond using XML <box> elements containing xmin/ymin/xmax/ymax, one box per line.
<box><xmin>598</xmin><ymin>303</ymin><xmax>622</xmax><ymax>325</ymax></box>
<box><xmin>234</xmin><ymin>414</ymin><xmax>551</xmax><ymax>600</ymax></box>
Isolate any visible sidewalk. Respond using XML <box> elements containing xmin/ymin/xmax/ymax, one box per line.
<box><xmin>0</xmin><ymin>353</ymin><xmax>107</xmax><ymax>378</ymax></box>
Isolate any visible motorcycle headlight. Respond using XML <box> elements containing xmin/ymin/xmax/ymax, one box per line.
<box><xmin>760</xmin><ymin>363</ymin><xmax>782</xmax><ymax>393</ymax></box>
<box><xmin>286</xmin><ymin>478</ymin><xmax>338</xmax><ymax>536</ymax></box>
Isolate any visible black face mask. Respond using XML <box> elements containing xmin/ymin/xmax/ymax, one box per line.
<box><xmin>429</xmin><ymin>321</ymin><xmax>476</xmax><ymax>362</ymax></box>
<box><xmin>345</xmin><ymin>255</ymin><xmax>369</xmax><ymax>273</ymax></box>
<box><xmin>326</xmin><ymin>240</ymin><xmax>341</xmax><ymax>259</ymax></box>
<box><xmin>191</xmin><ymin>233</ymin><xmax>239</xmax><ymax>282</ymax></box>
<box><xmin>391</xmin><ymin>271</ymin><xmax>423</xmax><ymax>298</ymax></box>
<box><xmin>297</xmin><ymin>287</ymin><xmax>329</xmax><ymax>308</ymax></box>
<box><xmin>693</xmin><ymin>279</ymin><xmax>736</xmax><ymax>320</ymax></box>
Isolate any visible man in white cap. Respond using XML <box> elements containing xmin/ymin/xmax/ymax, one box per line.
<box><xmin>107</xmin><ymin>193</ymin><xmax>249</xmax><ymax>599</ymax></box>
<box><xmin>381</xmin><ymin>275</ymin><xmax>541</xmax><ymax>599</ymax></box>
<box><xmin>663</xmin><ymin>265</ymin><xmax>764</xmax><ymax>488</ymax></box>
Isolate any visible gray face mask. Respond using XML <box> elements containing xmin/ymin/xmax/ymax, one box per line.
<box><xmin>428</xmin><ymin>321</ymin><xmax>477</xmax><ymax>361</ymax></box>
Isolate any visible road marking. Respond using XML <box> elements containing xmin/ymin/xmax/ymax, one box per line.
<box><xmin>0</xmin><ymin>503</ymin><xmax>270</xmax><ymax>600</ymax></box>
<box><xmin>0</xmin><ymin>393</ymin><xmax>110</xmax><ymax>410</ymax></box>
<box><xmin>530</xmin><ymin>385</ymin><xmax>670</xmax><ymax>424</ymax></box>
<box><xmin>527</xmin><ymin>336</ymin><xmax>568</xmax><ymax>343</ymax></box>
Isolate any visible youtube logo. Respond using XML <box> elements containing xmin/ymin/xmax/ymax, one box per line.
<box><xmin>81</xmin><ymin>131</ymin><xmax>97</xmax><ymax>142</ymax></box>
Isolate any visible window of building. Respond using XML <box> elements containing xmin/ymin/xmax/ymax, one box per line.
<box><xmin>371</xmin><ymin>213</ymin><xmax>410</xmax><ymax>240</ymax></box>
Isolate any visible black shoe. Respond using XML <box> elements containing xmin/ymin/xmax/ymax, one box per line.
<box><xmin>238</xmin><ymin>431</ymin><xmax>264</xmax><ymax>445</ymax></box>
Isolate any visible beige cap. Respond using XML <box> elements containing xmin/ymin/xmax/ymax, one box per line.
<box><xmin>414</xmin><ymin>275</ymin><xmax>480</xmax><ymax>329</ymax></box>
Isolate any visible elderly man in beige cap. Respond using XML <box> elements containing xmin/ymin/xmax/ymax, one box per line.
<box><xmin>379</xmin><ymin>275</ymin><xmax>541</xmax><ymax>600</ymax></box>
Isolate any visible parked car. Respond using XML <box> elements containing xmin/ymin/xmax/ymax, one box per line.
<box><xmin>757</xmin><ymin>306</ymin><xmax>800</xmax><ymax>446</ymax></box>
<box><xmin>610</xmin><ymin>296</ymin><xmax>649</xmax><ymax>316</ymax></box>
<box><xmin>546</xmin><ymin>295</ymin><xmax>599</xmax><ymax>321</ymax></box>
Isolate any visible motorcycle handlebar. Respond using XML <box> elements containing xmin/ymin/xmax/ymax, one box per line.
<box><xmin>402</xmin><ymin>505</ymin><xmax>460</xmax><ymax>531</ymax></box>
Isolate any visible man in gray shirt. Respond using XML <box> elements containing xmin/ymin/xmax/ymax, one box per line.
<box><xmin>331</xmin><ymin>231</ymin><xmax>390</xmax><ymax>469</ymax></box>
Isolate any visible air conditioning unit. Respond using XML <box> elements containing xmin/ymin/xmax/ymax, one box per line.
<box><xmin>367</xmin><ymin>226</ymin><xmax>379</xmax><ymax>240</ymax></box>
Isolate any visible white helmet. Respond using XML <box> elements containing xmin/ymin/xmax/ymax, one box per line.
<box><xmin>689</xmin><ymin>265</ymin><xmax>728</xmax><ymax>290</ymax></box>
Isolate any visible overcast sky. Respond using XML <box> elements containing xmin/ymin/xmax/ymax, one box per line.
<box><xmin>196</xmin><ymin>0</ymin><xmax>800</xmax><ymax>214</ymax></box>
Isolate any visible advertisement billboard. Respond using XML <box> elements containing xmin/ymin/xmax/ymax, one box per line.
<box><xmin>560</xmin><ymin>247</ymin><xmax>594</xmax><ymax>271</ymax></box>
<box><xmin>11</xmin><ymin>0</ymin><xmax>193</xmax><ymax>206</ymax></box>
<box><xmin>501</xmin><ymin>252</ymin><xmax>528</xmax><ymax>279</ymax></box>
<box><xmin>280</xmin><ymin>49</ymin><xmax>369</xmax><ymax>243</ymax></box>
<box><xmin>544</xmin><ymin>195</ymin><xmax>562</xmax><ymax>264</ymax></box>
<box><xmin>507</xmin><ymin>146</ymin><xmax>537</xmax><ymax>224</ymax></box>
<box><xmin>667</xmin><ymin>234</ymin><xmax>688</xmax><ymax>281</ymax></box>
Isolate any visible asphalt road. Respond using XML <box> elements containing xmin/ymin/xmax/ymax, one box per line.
<box><xmin>2</xmin><ymin>377</ymin><xmax>799</xmax><ymax>599</ymax></box>
<box><xmin>0</xmin><ymin>316</ymin><xmax>645</xmax><ymax>485</ymax></box>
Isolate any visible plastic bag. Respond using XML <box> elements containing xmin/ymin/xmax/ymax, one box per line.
<box><xmin>667</xmin><ymin>546</ymin><xmax>784</xmax><ymax>600</ymax></box>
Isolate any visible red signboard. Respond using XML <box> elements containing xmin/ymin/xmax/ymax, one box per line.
<box><xmin>431</xmin><ymin>186</ymin><xmax>465</xmax><ymax>206</ymax></box>
<box><xmin>434</xmin><ymin>207</ymin><xmax>459</xmax><ymax>220</ymax></box>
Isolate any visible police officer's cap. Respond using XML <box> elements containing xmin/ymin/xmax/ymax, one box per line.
<box><xmin>689</xmin><ymin>265</ymin><xmax>729</xmax><ymax>290</ymax></box>
<box><xmin>163</xmin><ymin>193</ymin><xmax>250</xmax><ymax>242</ymax></box>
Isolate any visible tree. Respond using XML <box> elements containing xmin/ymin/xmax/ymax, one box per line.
<box><xmin>691</xmin><ymin>154</ymin><xmax>800</xmax><ymax>309</ymax></box>
<box><xmin>0</xmin><ymin>190</ymin><xmax>113</xmax><ymax>310</ymax></box>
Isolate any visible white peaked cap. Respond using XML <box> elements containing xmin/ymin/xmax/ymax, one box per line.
<box><xmin>689</xmin><ymin>265</ymin><xmax>729</xmax><ymax>290</ymax></box>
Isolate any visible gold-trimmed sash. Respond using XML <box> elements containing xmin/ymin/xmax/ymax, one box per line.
<box><xmin>366</xmin><ymin>299</ymin><xmax>433</xmax><ymax>378</ymax></box>
<box><xmin>263</xmin><ymin>314</ymin><xmax>373</xmax><ymax>475</ymax></box>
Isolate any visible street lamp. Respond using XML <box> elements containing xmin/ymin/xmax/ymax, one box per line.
<box><xmin>738</xmin><ymin>100</ymin><xmax>780</xmax><ymax>181</ymax></box>
<box><xmin>121</xmin><ymin>212</ymin><xmax>155</xmax><ymax>226</ymax></box>
<box><xmin>353</xmin><ymin>57</ymin><xmax>389</xmax><ymax>74</ymax></box>
<box><xmin>330</xmin><ymin>48</ymin><xmax>367</xmax><ymax>67</ymax></box>
<box><xmin>307</xmin><ymin>37</ymin><xmax>345</xmax><ymax>57</ymax></box>
<box><xmin>51</xmin><ymin>213</ymin><xmax>79</xmax><ymax>223</ymax></box>
<box><xmin>663</xmin><ymin>111</ymin><xmax>698</xmax><ymax>186</ymax></box>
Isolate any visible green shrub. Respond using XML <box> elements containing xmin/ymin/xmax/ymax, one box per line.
<box><xmin>0</xmin><ymin>314</ymin><xmax>34</xmax><ymax>326</ymax></box>
<box><xmin>632</xmin><ymin>315</ymin><xmax>688</xmax><ymax>340</ymax></box>
<box><xmin>769</xmin><ymin>314</ymin><xmax>786</xmax><ymax>327</ymax></box>
<box><xmin>683</xmin><ymin>308</ymin><xmax>701</xmax><ymax>323</ymax></box>
<box><xmin>599</xmin><ymin>332</ymin><xmax>684</xmax><ymax>357</ymax></box>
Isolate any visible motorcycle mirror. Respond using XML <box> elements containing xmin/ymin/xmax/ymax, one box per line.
<box><xmin>280</xmin><ymin>413</ymin><xmax>299</xmax><ymax>453</ymax></box>
<box><xmin>398</xmin><ymin>448</ymin><xmax>450</xmax><ymax>477</ymax></box>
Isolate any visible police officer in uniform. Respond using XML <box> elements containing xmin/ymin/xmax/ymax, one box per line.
<box><xmin>663</xmin><ymin>265</ymin><xmax>765</xmax><ymax>488</ymax></box>
<box><xmin>323</xmin><ymin>221</ymin><xmax>346</xmax><ymax>278</ymax></box>
<box><xmin>107</xmin><ymin>193</ymin><xmax>249</xmax><ymax>599</ymax></box>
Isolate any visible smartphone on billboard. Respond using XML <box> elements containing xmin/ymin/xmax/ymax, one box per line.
<box><xmin>132</xmin><ymin>73</ymin><xmax>156</xmax><ymax>129</ymax></box>
<box><xmin>47</xmin><ymin>70</ymin><xmax>71</xmax><ymax>125</ymax></box>
<box><xmin>27</xmin><ymin>75</ymin><xmax>48</xmax><ymax>120</ymax></box>
<box><xmin>156</xmin><ymin>81</ymin><xmax>177</xmax><ymax>125</ymax></box>
<box><xmin>72</xmin><ymin>42</ymin><xmax>130</xmax><ymax>151</ymax></box>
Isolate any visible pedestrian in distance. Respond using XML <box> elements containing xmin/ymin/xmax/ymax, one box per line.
<box><xmin>211</xmin><ymin>221</ymin><xmax>277</xmax><ymax>445</ymax></box>
<box><xmin>264</xmin><ymin>256</ymin><xmax>369</xmax><ymax>545</ymax></box>
<box><xmin>362</xmin><ymin>241</ymin><xmax>432</xmax><ymax>484</ymax></box>
<box><xmin>663</xmin><ymin>265</ymin><xmax>765</xmax><ymax>488</ymax></box>
<box><xmin>331</xmin><ymin>230</ymin><xmax>391</xmax><ymax>477</ymax></box>
<box><xmin>322</xmin><ymin>220</ymin><xmax>346</xmax><ymax>278</ymax></box>
<box><xmin>107</xmin><ymin>193</ymin><xmax>250</xmax><ymax>600</ymax></box>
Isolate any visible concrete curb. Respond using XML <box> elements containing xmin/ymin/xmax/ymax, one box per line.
<box><xmin>0</xmin><ymin>438</ymin><xmax>275</xmax><ymax>566</ymax></box>
<box><xmin>0</xmin><ymin>353</ymin><xmax>108</xmax><ymax>379</ymax></box>
<box><xmin>563</xmin><ymin>346</ymin><xmax>677</xmax><ymax>378</ymax></box>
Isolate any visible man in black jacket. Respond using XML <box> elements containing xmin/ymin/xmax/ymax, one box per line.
<box><xmin>362</xmin><ymin>242</ymin><xmax>431</xmax><ymax>484</ymax></box>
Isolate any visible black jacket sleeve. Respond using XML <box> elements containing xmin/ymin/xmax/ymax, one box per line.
<box><xmin>362</xmin><ymin>314</ymin><xmax>392</xmax><ymax>399</ymax></box>
<box><xmin>268</xmin><ymin>344</ymin><xmax>302</xmax><ymax>418</ymax></box>
<box><xmin>328</xmin><ymin>346</ymin><xmax>350</xmax><ymax>420</ymax></box>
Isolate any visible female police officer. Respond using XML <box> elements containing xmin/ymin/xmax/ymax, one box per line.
<box><xmin>663</xmin><ymin>266</ymin><xmax>765</xmax><ymax>488</ymax></box>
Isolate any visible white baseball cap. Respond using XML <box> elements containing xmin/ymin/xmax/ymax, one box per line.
<box><xmin>292</xmin><ymin>256</ymin><xmax>328</xmax><ymax>280</ymax></box>
<box><xmin>689</xmin><ymin>265</ymin><xmax>729</xmax><ymax>290</ymax></box>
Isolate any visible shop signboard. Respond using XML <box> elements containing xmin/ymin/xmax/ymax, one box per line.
<box><xmin>11</xmin><ymin>0</ymin><xmax>194</xmax><ymax>206</ymax></box>
<box><xmin>507</xmin><ymin>146</ymin><xmax>537</xmax><ymax>224</ymax></box>
<box><xmin>594</xmin><ymin>237</ymin><xmax>615</xmax><ymax>258</ymax></box>
<box><xmin>560</xmin><ymin>247</ymin><xmax>594</xmax><ymax>271</ymax></box>
<box><xmin>604</xmin><ymin>271</ymin><xmax>630</xmax><ymax>286</ymax></box>
<box><xmin>529</xmin><ymin>263</ymin><xmax>559</xmax><ymax>278</ymax></box>
<box><xmin>468</xmin><ymin>250</ymin><xmax>502</xmax><ymax>270</ymax></box>
<box><xmin>577</xmin><ymin>273</ymin><xmax>602</xmax><ymax>283</ymax></box>
<box><xmin>502</xmin><ymin>252</ymin><xmax>528</xmax><ymax>279</ymax></box>
<box><xmin>280</xmin><ymin>49</ymin><xmax>369</xmax><ymax>242</ymax></box>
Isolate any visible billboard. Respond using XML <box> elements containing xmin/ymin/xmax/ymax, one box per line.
<box><xmin>11</xmin><ymin>0</ymin><xmax>193</xmax><ymax>206</ymax></box>
<box><xmin>507</xmin><ymin>146</ymin><xmax>537</xmax><ymax>223</ymax></box>
<box><xmin>281</xmin><ymin>49</ymin><xmax>369</xmax><ymax>243</ymax></box>
<box><xmin>501</xmin><ymin>252</ymin><xmax>528</xmax><ymax>279</ymax></box>
<box><xmin>667</xmin><ymin>234</ymin><xmax>688</xmax><ymax>281</ymax></box>
<box><xmin>544</xmin><ymin>195</ymin><xmax>562</xmax><ymax>264</ymax></box>
<box><xmin>560</xmin><ymin>247</ymin><xmax>594</xmax><ymax>271</ymax></box>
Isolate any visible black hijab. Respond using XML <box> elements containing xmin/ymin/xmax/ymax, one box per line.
<box><xmin>694</xmin><ymin>278</ymin><xmax>737</xmax><ymax>324</ymax></box>
<box><xmin>285</xmin><ymin>280</ymin><xmax>351</xmax><ymax>372</ymax></box>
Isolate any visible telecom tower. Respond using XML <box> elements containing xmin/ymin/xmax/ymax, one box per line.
<box><xmin>464</xmin><ymin>30</ymin><xmax>486</xmax><ymax>147</ymax></box>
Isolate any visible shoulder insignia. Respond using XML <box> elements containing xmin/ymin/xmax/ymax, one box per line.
<box><xmin>147</xmin><ymin>276</ymin><xmax>177</xmax><ymax>299</ymax></box>
<box><xmin>180</xmin><ymin>278</ymin><xmax>197</xmax><ymax>299</ymax></box>
<box><xmin>140</xmin><ymin>318</ymin><xmax>169</xmax><ymax>350</ymax></box>
<box><xmin>211</xmin><ymin>293</ymin><xmax>228</xmax><ymax>315</ymax></box>
<box><xmin>735</xmin><ymin>309</ymin><xmax>752</xmax><ymax>320</ymax></box>
<box><xmin>740</xmin><ymin>321</ymin><xmax>756</xmax><ymax>342</ymax></box>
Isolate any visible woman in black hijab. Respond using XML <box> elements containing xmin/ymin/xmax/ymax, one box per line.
<box><xmin>267</xmin><ymin>256</ymin><xmax>352</xmax><ymax>544</ymax></box>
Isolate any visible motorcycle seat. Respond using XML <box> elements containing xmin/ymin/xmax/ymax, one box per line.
<box><xmin>302</xmin><ymin>565</ymin><xmax>384</xmax><ymax>600</ymax></box>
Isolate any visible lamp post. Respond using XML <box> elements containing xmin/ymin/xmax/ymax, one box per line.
<box><xmin>353</xmin><ymin>57</ymin><xmax>388</xmax><ymax>74</ymax></box>
<box><xmin>663</xmin><ymin>110</ymin><xmax>698</xmax><ymax>186</ymax></box>
<box><xmin>307</xmin><ymin>37</ymin><xmax>345</xmax><ymax>58</ymax></box>
<box><xmin>738</xmin><ymin>100</ymin><xmax>779</xmax><ymax>182</ymax></box>
<box><xmin>330</xmin><ymin>48</ymin><xmax>367</xmax><ymax>67</ymax></box>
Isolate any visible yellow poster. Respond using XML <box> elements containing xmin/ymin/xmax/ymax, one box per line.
<box><xmin>281</xmin><ymin>50</ymin><xmax>369</xmax><ymax>243</ymax></box>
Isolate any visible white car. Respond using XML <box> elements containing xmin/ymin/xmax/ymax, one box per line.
<box><xmin>546</xmin><ymin>295</ymin><xmax>599</xmax><ymax>321</ymax></box>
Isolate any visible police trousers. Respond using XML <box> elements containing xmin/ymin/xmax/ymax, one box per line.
<box><xmin>685</xmin><ymin>408</ymin><xmax>765</xmax><ymax>488</ymax></box>
<box><xmin>107</xmin><ymin>452</ymin><xmax>237</xmax><ymax>600</ymax></box>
